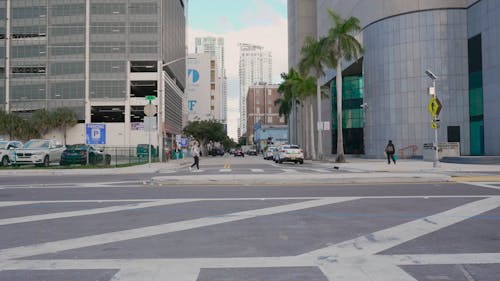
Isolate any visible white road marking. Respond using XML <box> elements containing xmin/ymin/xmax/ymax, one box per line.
<box><xmin>0</xmin><ymin>197</ymin><xmax>356</xmax><ymax>261</ymax></box>
<box><xmin>251</xmin><ymin>169</ymin><xmax>263</xmax><ymax>173</ymax></box>
<box><xmin>302</xmin><ymin>196</ymin><xmax>500</xmax><ymax>258</ymax></box>
<box><xmin>1</xmin><ymin>196</ymin><xmax>499</xmax><ymax>281</ymax></box>
<box><xmin>461</xmin><ymin>181</ymin><xmax>500</xmax><ymax>190</ymax></box>
<box><xmin>219</xmin><ymin>169</ymin><xmax>232</xmax><ymax>172</ymax></box>
<box><xmin>0</xmin><ymin>199</ymin><xmax>199</xmax><ymax>226</ymax></box>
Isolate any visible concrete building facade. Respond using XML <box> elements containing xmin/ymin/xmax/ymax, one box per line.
<box><xmin>194</xmin><ymin>36</ymin><xmax>227</xmax><ymax>126</ymax></box>
<box><xmin>186</xmin><ymin>53</ymin><xmax>223</xmax><ymax>123</ymax></box>
<box><xmin>289</xmin><ymin>0</ymin><xmax>500</xmax><ymax>158</ymax></box>
<box><xmin>0</xmin><ymin>0</ymin><xmax>186</xmax><ymax>154</ymax></box>
<box><xmin>238</xmin><ymin>43</ymin><xmax>272</xmax><ymax>137</ymax></box>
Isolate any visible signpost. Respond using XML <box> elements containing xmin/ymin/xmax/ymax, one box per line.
<box><xmin>144</xmin><ymin>95</ymin><xmax>157</xmax><ymax>166</ymax></box>
<box><xmin>425</xmin><ymin>69</ymin><xmax>441</xmax><ymax>168</ymax></box>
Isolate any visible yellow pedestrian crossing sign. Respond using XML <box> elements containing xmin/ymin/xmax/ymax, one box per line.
<box><xmin>431</xmin><ymin>121</ymin><xmax>439</xmax><ymax>129</ymax></box>
<box><xmin>428</xmin><ymin>97</ymin><xmax>442</xmax><ymax>117</ymax></box>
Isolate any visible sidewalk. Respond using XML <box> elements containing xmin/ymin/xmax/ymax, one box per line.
<box><xmin>0</xmin><ymin>159</ymin><xmax>191</xmax><ymax>176</ymax></box>
<box><xmin>151</xmin><ymin>158</ymin><xmax>500</xmax><ymax>186</ymax></box>
<box><xmin>1</xmin><ymin>157</ymin><xmax>499</xmax><ymax>185</ymax></box>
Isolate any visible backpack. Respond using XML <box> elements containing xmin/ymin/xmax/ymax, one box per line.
<box><xmin>386</xmin><ymin>144</ymin><xmax>394</xmax><ymax>153</ymax></box>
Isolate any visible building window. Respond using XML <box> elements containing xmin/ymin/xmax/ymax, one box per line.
<box><xmin>447</xmin><ymin>126</ymin><xmax>460</xmax><ymax>143</ymax></box>
<box><xmin>130</xmin><ymin>81</ymin><xmax>157</xmax><ymax>98</ymax></box>
<box><xmin>91</xmin><ymin>106</ymin><xmax>125</xmax><ymax>123</ymax></box>
<box><xmin>130</xmin><ymin>61</ymin><xmax>157</xmax><ymax>72</ymax></box>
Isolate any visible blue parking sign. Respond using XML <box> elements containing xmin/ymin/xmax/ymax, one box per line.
<box><xmin>86</xmin><ymin>124</ymin><xmax>106</xmax><ymax>144</ymax></box>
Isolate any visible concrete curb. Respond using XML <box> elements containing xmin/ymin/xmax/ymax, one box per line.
<box><xmin>150</xmin><ymin>173</ymin><xmax>452</xmax><ymax>186</ymax></box>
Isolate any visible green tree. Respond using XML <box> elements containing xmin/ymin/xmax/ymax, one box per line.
<box><xmin>299</xmin><ymin>36</ymin><xmax>333</xmax><ymax>159</ymax></box>
<box><xmin>31</xmin><ymin>109</ymin><xmax>53</xmax><ymax>137</ymax></box>
<box><xmin>324</xmin><ymin>10</ymin><xmax>363</xmax><ymax>162</ymax></box>
<box><xmin>221</xmin><ymin>135</ymin><xmax>237</xmax><ymax>151</ymax></box>
<box><xmin>292</xmin><ymin>73</ymin><xmax>317</xmax><ymax>159</ymax></box>
<box><xmin>238</xmin><ymin>137</ymin><xmax>247</xmax><ymax>146</ymax></box>
<box><xmin>276</xmin><ymin>68</ymin><xmax>317</xmax><ymax>158</ymax></box>
<box><xmin>183</xmin><ymin>119</ymin><xmax>227</xmax><ymax>154</ymax></box>
<box><xmin>51</xmin><ymin>107</ymin><xmax>78</xmax><ymax>145</ymax></box>
<box><xmin>0</xmin><ymin>110</ymin><xmax>30</xmax><ymax>140</ymax></box>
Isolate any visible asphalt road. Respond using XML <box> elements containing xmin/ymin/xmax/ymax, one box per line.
<box><xmin>0</xmin><ymin>159</ymin><xmax>499</xmax><ymax>281</ymax></box>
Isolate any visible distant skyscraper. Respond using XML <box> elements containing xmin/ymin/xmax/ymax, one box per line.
<box><xmin>238</xmin><ymin>43</ymin><xmax>272</xmax><ymax>136</ymax></box>
<box><xmin>195</xmin><ymin>37</ymin><xmax>227</xmax><ymax>126</ymax></box>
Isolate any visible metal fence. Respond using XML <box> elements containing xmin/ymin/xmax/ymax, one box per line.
<box><xmin>100</xmin><ymin>146</ymin><xmax>160</xmax><ymax>167</ymax></box>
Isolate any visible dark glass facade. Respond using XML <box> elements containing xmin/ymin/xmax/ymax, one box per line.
<box><xmin>331</xmin><ymin>75</ymin><xmax>364</xmax><ymax>154</ymax></box>
<box><xmin>468</xmin><ymin>34</ymin><xmax>484</xmax><ymax>155</ymax></box>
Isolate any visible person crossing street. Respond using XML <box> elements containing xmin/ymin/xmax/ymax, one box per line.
<box><xmin>189</xmin><ymin>141</ymin><xmax>200</xmax><ymax>171</ymax></box>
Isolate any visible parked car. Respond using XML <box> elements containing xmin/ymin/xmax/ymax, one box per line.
<box><xmin>275</xmin><ymin>144</ymin><xmax>304</xmax><ymax>164</ymax></box>
<box><xmin>246</xmin><ymin>149</ymin><xmax>258</xmax><ymax>156</ymax></box>
<box><xmin>60</xmin><ymin>144</ymin><xmax>111</xmax><ymax>166</ymax></box>
<box><xmin>209</xmin><ymin>148</ymin><xmax>225</xmax><ymax>156</ymax></box>
<box><xmin>234</xmin><ymin>148</ymin><xmax>244</xmax><ymax>157</ymax></box>
<box><xmin>0</xmin><ymin>140</ymin><xmax>23</xmax><ymax>166</ymax></box>
<box><xmin>136</xmin><ymin>144</ymin><xmax>158</xmax><ymax>158</ymax></box>
<box><xmin>228</xmin><ymin>148</ymin><xmax>236</xmax><ymax>155</ymax></box>
<box><xmin>263</xmin><ymin>146</ymin><xmax>277</xmax><ymax>160</ymax></box>
<box><xmin>14</xmin><ymin>139</ymin><xmax>65</xmax><ymax>167</ymax></box>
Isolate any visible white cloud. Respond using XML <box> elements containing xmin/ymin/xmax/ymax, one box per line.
<box><xmin>188</xmin><ymin>17</ymin><xmax>288</xmax><ymax>140</ymax></box>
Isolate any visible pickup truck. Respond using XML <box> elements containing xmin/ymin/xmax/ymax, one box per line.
<box><xmin>14</xmin><ymin>139</ymin><xmax>65</xmax><ymax>167</ymax></box>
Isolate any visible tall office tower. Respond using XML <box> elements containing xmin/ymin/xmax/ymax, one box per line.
<box><xmin>238</xmin><ymin>43</ymin><xmax>272</xmax><ymax>137</ymax></box>
<box><xmin>195</xmin><ymin>37</ymin><xmax>227</xmax><ymax>126</ymax></box>
<box><xmin>0</xmin><ymin>0</ymin><xmax>186</xmax><ymax>154</ymax></box>
<box><xmin>289</xmin><ymin>0</ymin><xmax>500</xmax><ymax>156</ymax></box>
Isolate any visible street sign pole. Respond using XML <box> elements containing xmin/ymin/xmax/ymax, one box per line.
<box><xmin>431</xmin><ymin>80</ymin><xmax>439</xmax><ymax>168</ymax></box>
<box><xmin>425</xmin><ymin>69</ymin><xmax>441</xmax><ymax>168</ymax></box>
<box><xmin>145</xmin><ymin>95</ymin><xmax>157</xmax><ymax>167</ymax></box>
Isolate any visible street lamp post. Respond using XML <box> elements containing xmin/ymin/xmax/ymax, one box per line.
<box><xmin>425</xmin><ymin>69</ymin><xmax>440</xmax><ymax>168</ymax></box>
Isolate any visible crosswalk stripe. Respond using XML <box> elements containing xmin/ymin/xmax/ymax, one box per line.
<box><xmin>219</xmin><ymin>169</ymin><xmax>232</xmax><ymax>172</ymax></box>
<box><xmin>251</xmin><ymin>169</ymin><xmax>264</xmax><ymax>173</ymax></box>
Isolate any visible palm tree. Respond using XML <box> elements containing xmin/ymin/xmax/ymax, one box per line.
<box><xmin>51</xmin><ymin>107</ymin><xmax>78</xmax><ymax>145</ymax></box>
<box><xmin>299</xmin><ymin>36</ymin><xmax>334</xmax><ymax>159</ymax></box>
<box><xmin>291</xmin><ymin>72</ymin><xmax>317</xmax><ymax>159</ymax></box>
<box><xmin>276</xmin><ymin>69</ymin><xmax>301</xmax><ymax>125</ymax></box>
<box><xmin>0</xmin><ymin>111</ymin><xmax>27</xmax><ymax>140</ymax></box>
<box><xmin>31</xmin><ymin>109</ymin><xmax>53</xmax><ymax>137</ymax></box>
<box><xmin>325</xmin><ymin>10</ymin><xmax>363</xmax><ymax>163</ymax></box>
<box><xmin>276</xmin><ymin>69</ymin><xmax>316</xmax><ymax>158</ymax></box>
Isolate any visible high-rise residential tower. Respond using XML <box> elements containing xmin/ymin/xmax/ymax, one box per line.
<box><xmin>0</xmin><ymin>0</ymin><xmax>186</xmax><ymax>156</ymax></box>
<box><xmin>195</xmin><ymin>37</ymin><xmax>227</xmax><ymax>127</ymax></box>
<box><xmin>238</xmin><ymin>43</ymin><xmax>272</xmax><ymax>137</ymax></box>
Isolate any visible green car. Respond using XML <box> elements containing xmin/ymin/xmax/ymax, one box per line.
<box><xmin>60</xmin><ymin>144</ymin><xmax>111</xmax><ymax>166</ymax></box>
<box><xmin>136</xmin><ymin>144</ymin><xmax>158</xmax><ymax>158</ymax></box>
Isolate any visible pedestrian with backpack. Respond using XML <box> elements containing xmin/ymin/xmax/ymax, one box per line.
<box><xmin>385</xmin><ymin>140</ymin><xmax>396</xmax><ymax>164</ymax></box>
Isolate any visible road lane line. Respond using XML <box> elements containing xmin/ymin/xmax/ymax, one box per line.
<box><xmin>251</xmin><ymin>169</ymin><xmax>263</xmax><ymax>173</ymax></box>
<box><xmin>461</xmin><ymin>181</ymin><xmax>500</xmax><ymax>190</ymax></box>
<box><xmin>0</xmin><ymin>197</ymin><xmax>357</xmax><ymax>260</ymax></box>
<box><xmin>301</xmin><ymin>196</ymin><xmax>500</xmax><ymax>259</ymax></box>
<box><xmin>0</xmin><ymin>199</ymin><xmax>200</xmax><ymax>226</ymax></box>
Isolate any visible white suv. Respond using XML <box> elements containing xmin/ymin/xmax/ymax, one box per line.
<box><xmin>275</xmin><ymin>144</ymin><xmax>304</xmax><ymax>164</ymax></box>
<box><xmin>0</xmin><ymin>140</ymin><xmax>23</xmax><ymax>166</ymax></box>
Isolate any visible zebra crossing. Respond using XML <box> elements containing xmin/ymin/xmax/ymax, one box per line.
<box><xmin>205</xmin><ymin>167</ymin><xmax>334</xmax><ymax>174</ymax></box>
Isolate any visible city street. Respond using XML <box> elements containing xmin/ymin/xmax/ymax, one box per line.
<box><xmin>0</xmin><ymin>156</ymin><xmax>499</xmax><ymax>280</ymax></box>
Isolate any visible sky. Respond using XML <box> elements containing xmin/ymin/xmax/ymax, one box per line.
<box><xmin>187</xmin><ymin>0</ymin><xmax>288</xmax><ymax>141</ymax></box>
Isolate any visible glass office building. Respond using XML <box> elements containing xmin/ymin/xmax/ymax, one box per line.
<box><xmin>289</xmin><ymin>0</ymin><xmax>500</xmax><ymax>157</ymax></box>
<box><xmin>0</xmin><ymin>0</ymin><xmax>186</xmax><ymax>151</ymax></box>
